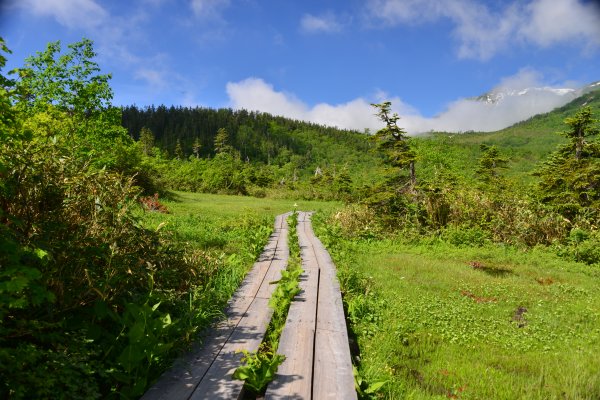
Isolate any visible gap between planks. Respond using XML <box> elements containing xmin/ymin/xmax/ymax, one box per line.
<box><xmin>265</xmin><ymin>211</ymin><xmax>356</xmax><ymax>400</ymax></box>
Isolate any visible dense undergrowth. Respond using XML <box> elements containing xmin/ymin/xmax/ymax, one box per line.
<box><xmin>0</xmin><ymin>39</ymin><xmax>275</xmax><ymax>398</ymax></box>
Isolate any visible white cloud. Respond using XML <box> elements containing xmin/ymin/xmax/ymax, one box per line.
<box><xmin>226</xmin><ymin>78</ymin><xmax>416</xmax><ymax>132</ymax></box>
<box><xmin>21</xmin><ymin>0</ymin><xmax>108</xmax><ymax>30</ymax></box>
<box><xmin>520</xmin><ymin>0</ymin><xmax>600</xmax><ymax>48</ymax></box>
<box><xmin>366</xmin><ymin>0</ymin><xmax>600</xmax><ymax>60</ymax></box>
<box><xmin>190</xmin><ymin>0</ymin><xmax>230</xmax><ymax>18</ymax></box>
<box><xmin>226</xmin><ymin>78</ymin><xmax>309</xmax><ymax>120</ymax></box>
<box><xmin>226</xmin><ymin>78</ymin><xmax>384</xmax><ymax>130</ymax></box>
<box><xmin>226</xmin><ymin>71</ymin><xmax>580</xmax><ymax>134</ymax></box>
<box><xmin>300</xmin><ymin>13</ymin><xmax>343</xmax><ymax>34</ymax></box>
<box><xmin>389</xmin><ymin>69</ymin><xmax>579</xmax><ymax>133</ymax></box>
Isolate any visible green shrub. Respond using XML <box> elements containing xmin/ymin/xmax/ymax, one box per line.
<box><xmin>568</xmin><ymin>229</ymin><xmax>600</xmax><ymax>265</ymax></box>
<box><xmin>441</xmin><ymin>225</ymin><xmax>490</xmax><ymax>247</ymax></box>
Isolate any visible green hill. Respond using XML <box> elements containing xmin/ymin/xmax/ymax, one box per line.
<box><xmin>121</xmin><ymin>105</ymin><xmax>380</xmax><ymax>186</ymax></box>
<box><xmin>415</xmin><ymin>87</ymin><xmax>600</xmax><ymax>184</ymax></box>
<box><xmin>121</xmin><ymin>88</ymin><xmax>599</xmax><ymax>194</ymax></box>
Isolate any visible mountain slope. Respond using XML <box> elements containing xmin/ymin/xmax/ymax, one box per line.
<box><xmin>415</xmin><ymin>86</ymin><xmax>600</xmax><ymax>184</ymax></box>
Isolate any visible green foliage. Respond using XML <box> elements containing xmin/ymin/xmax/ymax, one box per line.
<box><xmin>441</xmin><ymin>224</ymin><xmax>490</xmax><ymax>247</ymax></box>
<box><xmin>213</xmin><ymin>127</ymin><xmax>232</xmax><ymax>154</ymax></box>
<box><xmin>122</xmin><ymin>105</ymin><xmax>374</xmax><ymax>199</ymax></box>
<box><xmin>371</xmin><ymin>101</ymin><xmax>416</xmax><ymax>187</ymax></box>
<box><xmin>265</xmin><ymin>213</ymin><xmax>302</xmax><ymax>348</ymax></box>
<box><xmin>232</xmin><ymin>346</ymin><xmax>286</xmax><ymax>395</ymax></box>
<box><xmin>139</xmin><ymin>127</ymin><xmax>154</xmax><ymax>156</ymax></box>
<box><xmin>566</xmin><ymin>229</ymin><xmax>600</xmax><ymax>265</ymax></box>
<box><xmin>535</xmin><ymin>106</ymin><xmax>600</xmax><ymax>221</ymax></box>
<box><xmin>0</xmin><ymin>39</ymin><xmax>276</xmax><ymax>399</ymax></box>
<box><xmin>108</xmin><ymin>300</ymin><xmax>174</xmax><ymax>398</ymax></box>
<box><xmin>12</xmin><ymin>38</ymin><xmax>113</xmax><ymax>117</ymax></box>
<box><xmin>354</xmin><ymin>366</ymin><xmax>387</xmax><ymax>399</ymax></box>
<box><xmin>174</xmin><ymin>138</ymin><xmax>184</xmax><ymax>160</ymax></box>
<box><xmin>476</xmin><ymin>144</ymin><xmax>509</xmax><ymax>186</ymax></box>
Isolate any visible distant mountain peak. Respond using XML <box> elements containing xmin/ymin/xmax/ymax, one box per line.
<box><xmin>474</xmin><ymin>86</ymin><xmax>580</xmax><ymax>105</ymax></box>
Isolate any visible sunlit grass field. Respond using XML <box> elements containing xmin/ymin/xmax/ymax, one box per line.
<box><xmin>141</xmin><ymin>193</ymin><xmax>600</xmax><ymax>399</ymax></box>
<box><xmin>323</xmin><ymin>235</ymin><xmax>600</xmax><ymax>399</ymax></box>
<box><xmin>140</xmin><ymin>191</ymin><xmax>340</xmax><ymax>250</ymax></box>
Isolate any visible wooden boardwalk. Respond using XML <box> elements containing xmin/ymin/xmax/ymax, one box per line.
<box><xmin>142</xmin><ymin>211</ymin><xmax>356</xmax><ymax>400</ymax></box>
<box><xmin>265</xmin><ymin>212</ymin><xmax>356</xmax><ymax>400</ymax></box>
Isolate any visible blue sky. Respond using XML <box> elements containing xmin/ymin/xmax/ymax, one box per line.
<box><xmin>1</xmin><ymin>0</ymin><xmax>600</xmax><ymax>133</ymax></box>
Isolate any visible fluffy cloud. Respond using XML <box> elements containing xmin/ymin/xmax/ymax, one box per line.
<box><xmin>20</xmin><ymin>0</ymin><xmax>108</xmax><ymax>30</ymax></box>
<box><xmin>226</xmin><ymin>78</ymin><xmax>385</xmax><ymax>131</ymax></box>
<box><xmin>520</xmin><ymin>0</ymin><xmax>600</xmax><ymax>48</ymax></box>
<box><xmin>413</xmin><ymin>69</ymin><xmax>578</xmax><ymax>132</ymax></box>
<box><xmin>226</xmin><ymin>71</ymin><xmax>579</xmax><ymax>134</ymax></box>
<box><xmin>366</xmin><ymin>0</ymin><xmax>600</xmax><ymax>60</ymax></box>
<box><xmin>300</xmin><ymin>13</ymin><xmax>343</xmax><ymax>34</ymax></box>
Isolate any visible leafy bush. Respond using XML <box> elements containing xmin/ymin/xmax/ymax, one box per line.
<box><xmin>567</xmin><ymin>229</ymin><xmax>600</xmax><ymax>265</ymax></box>
<box><xmin>0</xmin><ymin>38</ymin><xmax>273</xmax><ymax>399</ymax></box>
<box><xmin>232</xmin><ymin>347</ymin><xmax>286</xmax><ymax>395</ymax></box>
<box><xmin>441</xmin><ymin>225</ymin><xmax>490</xmax><ymax>247</ymax></box>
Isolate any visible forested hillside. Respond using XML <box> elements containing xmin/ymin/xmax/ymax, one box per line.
<box><xmin>120</xmin><ymin>105</ymin><xmax>383</xmax><ymax>198</ymax></box>
<box><xmin>121</xmin><ymin>105</ymin><xmax>374</xmax><ymax>171</ymax></box>
<box><xmin>434</xmin><ymin>86</ymin><xmax>600</xmax><ymax>181</ymax></box>
<box><xmin>122</xmin><ymin>87</ymin><xmax>600</xmax><ymax>191</ymax></box>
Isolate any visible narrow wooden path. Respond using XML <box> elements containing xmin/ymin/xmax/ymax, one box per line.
<box><xmin>265</xmin><ymin>212</ymin><xmax>356</xmax><ymax>400</ymax></box>
<box><xmin>142</xmin><ymin>211</ymin><xmax>356</xmax><ymax>400</ymax></box>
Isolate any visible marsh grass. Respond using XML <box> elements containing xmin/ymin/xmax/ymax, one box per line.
<box><xmin>315</xmin><ymin>220</ymin><xmax>600</xmax><ymax>399</ymax></box>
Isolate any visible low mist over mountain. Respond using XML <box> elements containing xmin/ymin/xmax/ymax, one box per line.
<box><xmin>398</xmin><ymin>80</ymin><xmax>600</xmax><ymax>134</ymax></box>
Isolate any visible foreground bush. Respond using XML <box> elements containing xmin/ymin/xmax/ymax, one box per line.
<box><xmin>0</xmin><ymin>38</ymin><xmax>273</xmax><ymax>399</ymax></box>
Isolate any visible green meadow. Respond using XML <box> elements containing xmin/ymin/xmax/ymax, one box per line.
<box><xmin>316</xmin><ymin>224</ymin><xmax>600</xmax><ymax>399</ymax></box>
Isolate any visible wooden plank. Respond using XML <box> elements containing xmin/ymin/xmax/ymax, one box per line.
<box><xmin>264</xmin><ymin>265</ymin><xmax>319</xmax><ymax>399</ymax></box>
<box><xmin>143</xmin><ymin>213</ymin><xmax>289</xmax><ymax>400</ymax></box>
<box><xmin>141</xmin><ymin>294</ymin><xmax>253</xmax><ymax>400</ymax></box>
<box><xmin>267</xmin><ymin>211</ymin><xmax>356</xmax><ymax>399</ymax></box>
<box><xmin>265</xmin><ymin>211</ymin><xmax>319</xmax><ymax>399</ymax></box>
<box><xmin>188</xmin><ymin>215</ymin><xmax>289</xmax><ymax>399</ymax></box>
<box><xmin>312</xmin><ymin>329</ymin><xmax>356</xmax><ymax>400</ymax></box>
<box><xmin>190</xmin><ymin>296</ymin><xmax>274</xmax><ymax>399</ymax></box>
<box><xmin>305</xmin><ymin>213</ymin><xmax>357</xmax><ymax>400</ymax></box>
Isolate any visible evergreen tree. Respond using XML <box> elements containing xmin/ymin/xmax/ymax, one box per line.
<box><xmin>476</xmin><ymin>144</ymin><xmax>509</xmax><ymax>185</ymax></box>
<box><xmin>371</xmin><ymin>101</ymin><xmax>416</xmax><ymax>188</ymax></box>
<box><xmin>139</xmin><ymin>127</ymin><xmax>154</xmax><ymax>155</ymax></box>
<box><xmin>214</xmin><ymin>127</ymin><xmax>231</xmax><ymax>154</ymax></box>
<box><xmin>174</xmin><ymin>138</ymin><xmax>184</xmax><ymax>160</ymax></box>
<box><xmin>535</xmin><ymin>106</ymin><xmax>600</xmax><ymax>219</ymax></box>
<box><xmin>192</xmin><ymin>137</ymin><xmax>202</xmax><ymax>158</ymax></box>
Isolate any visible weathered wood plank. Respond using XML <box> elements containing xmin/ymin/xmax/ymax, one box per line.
<box><xmin>266</xmin><ymin>211</ymin><xmax>356</xmax><ymax>399</ymax></box>
<box><xmin>142</xmin><ymin>213</ymin><xmax>288</xmax><ymax>400</ymax></box>
<box><xmin>312</xmin><ymin>329</ymin><xmax>356</xmax><ymax>400</ymax></box>
<box><xmin>190</xmin><ymin>296</ymin><xmax>274</xmax><ymax>399</ymax></box>
<box><xmin>305</xmin><ymin>213</ymin><xmax>357</xmax><ymax>400</ymax></box>
<box><xmin>141</xmin><ymin>293</ymin><xmax>254</xmax><ymax>400</ymax></box>
<box><xmin>189</xmin><ymin>213</ymin><xmax>289</xmax><ymax>399</ymax></box>
<box><xmin>264</xmin><ymin>265</ymin><xmax>319</xmax><ymax>399</ymax></box>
